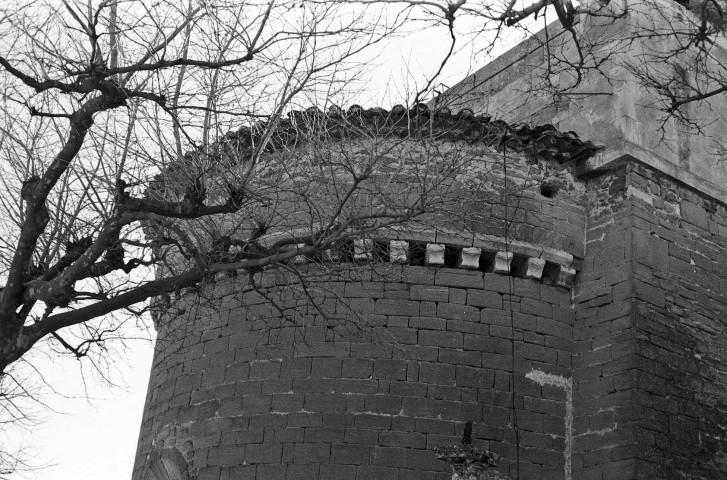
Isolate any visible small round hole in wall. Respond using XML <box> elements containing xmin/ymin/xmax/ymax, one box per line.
<box><xmin>540</xmin><ymin>183</ymin><xmax>559</xmax><ymax>198</ymax></box>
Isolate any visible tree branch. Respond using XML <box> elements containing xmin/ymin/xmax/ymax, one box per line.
<box><xmin>0</xmin><ymin>93</ymin><xmax>126</xmax><ymax>328</ymax></box>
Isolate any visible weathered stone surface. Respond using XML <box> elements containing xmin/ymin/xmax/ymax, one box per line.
<box><xmin>425</xmin><ymin>243</ymin><xmax>445</xmax><ymax>266</ymax></box>
<box><xmin>135</xmin><ymin>154</ymin><xmax>727</xmax><ymax>480</ymax></box>
<box><xmin>523</xmin><ymin>258</ymin><xmax>546</xmax><ymax>280</ymax></box>
<box><xmin>390</xmin><ymin>240</ymin><xmax>409</xmax><ymax>264</ymax></box>
<box><xmin>458</xmin><ymin>247</ymin><xmax>482</xmax><ymax>270</ymax></box>
<box><xmin>134</xmin><ymin>7</ymin><xmax>727</xmax><ymax>476</ymax></box>
<box><xmin>354</xmin><ymin>239</ymin><xmax>373</xmax><ymax>261</ymax></box>
<box><xmin>492</xmin><ymin>252</ymin><xmax>513</xmax><ymax>274</ymax></box>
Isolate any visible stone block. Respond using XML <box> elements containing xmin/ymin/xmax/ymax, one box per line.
<box><xmin>304</xmin><ymin>427</ymin><xmax>345</xmax><ymax>443</ymax></box>
<box><xmin>410</xmin><ymin>285</ymin><xmax>449</xmax><ymax>302</ymax></box>
<box><xmin>511</xmin><ymin>277</ymin><xmax>542</xmax><ymax>300</ymax></box>
<box><xmin>555</xmin><ymin>266</ymin><xmax>577</xmax><ymax>288</ymax></box>
<box><xmin>419</xmin><ymin>329</ymin><xmax>464</xmax><ymax>349</ymax></box>
<box><xmin>249</xmin><ymin>360</ymin><xmax>281</xmax><ymax>380</ymax></box>
<box><xmin>397</xmin><ymin>226</ymin><xmax>437</xmax><ymax>243</ymax></box>
<box><xmin>319</xmin><ymin>464</ymin><xmax>357</xmax><ymax>480</ymax></box>
<box><xmin>311</xmin><ymin>358</ymin><xmax>342</xmax><ymax>378</ymax></box>
<box><xmin>457</xmin><ymin>247</ymin><xmax>482</xmax><ymax>269</ymax></box>
<box><xmin>246</xmin><ymin>443</ymin><xmax>282</xmax><ymax>464</ymax></box>
<box><xmin>203</xmin><ymin>337</ymin><xmax>229</xmax><ymax>355</ymax></box>
<box><xmin>634</xmin><ymin>280</ymin><xmax>665</xmax><ymax>307</ymax></box>
<box><xmin>261</xmin><ymin>379</ymin><xmax>293</xmax><ymax>395</ymax></box>
<box><xmin>389</xmin><ymin>240</ymin><xmax>409</xmax><ymax>263</ymax></box>
<box><xmin>357</xmin><ymin>465</ymin><xmax>400</xmax><ymax>480</ymax></box>
<box><xmin>425</xmin><ymin>243</ymin><xmax>446</xmax><ymax>266</ymax></box>
<box><xmin>484</xmin><ymin>273</ymin><xmax>513</xmax><ymax>293</ymax></box>
<box><xmin>293</xmin><ymin>377</ymin><xmax>335</xmax><ymax>394</ymax></box>
<box><xmin>455</xmin><ymin>365</ymin><xmax>494</xmax><ymax>389</ymax></box>
<box><xmin>197</xmin><ymin>467</ymin><xmax>222</xmax><ymax>480</ymax></box>
<box><xmin>436</xmin><ymin>303</ymin><xmax>479</xmax><ymax>322</ymax></box>
<box><xmin>680</xmin><ymin>200</ymin><xmax>709</xmax><ymax>230</ymax></box>
<box><xmin>293</xmin><ymin>443</ymin><xmax>330</xmax><ymax>464</ymax></box>
<box><xmin>241</xmin><ymin>394</ymin><xmax>271</xmax><ymax>415</ymax></box>
<box><xmin>409</xmin><ymin>316</ymin><xmax>447</xmax><ymax>330</ymax></box>
<box><xmin>370</xmin><ymin>446</ymin><xmax>408</xmax><ymax>468</ymax></box>
<box><xmin>418</xmin><ymin>362</ymin><xmax>456</xmax><ymax>385</ymax></box>
<box><xmin>322</xmin><ymin>248</ymin><xmax>343</xmax><ymax>262</ymax></box>
<box><xmin>292</xmin><ymin>243</ymin><xmax>308</xmax><ymax>264</ymax></box>
<box><xmin>372</xmin><ymin>359</ymin><xmax>408</xmax><ymax>380</ymax></box>
<box><xmin>523</xmin><ymin>257</ymin><xmax>546</xmax><ymax>280</ymax></box>
<box><xmin>436</xmin><ymin>229</ymin><xmax>474</xmax><ymax>245</ymax></box>
<box><xmin>398</xmin><ymin>469</ymin><xmax>438</xmax><ymax>480</ymax></box>
<box><xmin>449</xmin><ymin>288</ymin><xmax>466</xmax><ymax>304</ymax></box>
<box><xmin>280</xmin><ymin>358</ymin><xmax>311</xmax><ymax>378</ymax></box>
<box><xmin>435</xmin><ymin>270</ymin><xmax>484</xmax><ymax>289</ymax></box>
<box><xmin>355</xmin><ymin>413</ymin><xmax>392</xmax><ymax>430</ymax></box>
<box><xmin>354</xmin><ymin>238</ymin><xmax>373</xmax><ymax>261</ymax></box>
<box><xmin>335</xmin><ymin>379</ymin><xmax>378</xmax><ymax>394</ymax></box>
<box><xmin>520</xmin><ymin>297</ymin><xmax>553</xmax><ymax>317</ymax></box>
<box><xmin>344</xmin><ymin>428</ymin><xmax>379</xmax><ymax>445</ymax></box>
<box><xmin>492</xmin><ymin>251</ymin><xmax>513</xmax><ymax>274</ymax></box>
<box><xmin>480</xmin><ymin>352</ymin><xmax>512</xmax><ymax>371</ymax></box>
<box><xmin>271</xmin><ymin>393</ymin><xmax>304</xmax><ymax>412</ymax></box>
<box><xmin>632</xmin><ymin>229</ymin><xmax>668</xmax><ymax>271</ymax></box>
<box><xmin>420</xmin><ymin>301</ymin><xmax>437</xmax><ymax>316</ymax></box>
<box><xmin>389</xmin><ymin>381</ymin><xmax>427</xmax><ymax>397</ymax></box>
<box><xmin>341</xmin><ymin>358</ymin><xmax>374</xmax><ymax>379</ymax></box>
<box><xmin>344</xmin><ymin>282</ymin><xmax>385</xmax><ymax>298</ymax></box>
<box><xmin>375</xmin><ymin>298</ymin><xmax>420</xmax><ymax>316</ymax></box>
<box><xmin>402</xmin><ymin>266</ymin><xmax>435</xmax><ymax>284</ymax></box>
<box><xmin>415</xmin><ymin>417</ymin><xmax>454</xmax><ymax>435</ymax></box>
<box><xmin>447</xmin><ymin>319</ymin><xmax>488</xmax><ymax>335</ymax></box>
<box><xmin>364</xmin><ymin>395</ymin><xmax>403</xmax><ymax>415</ymax></box>
<box><xmin>222</xmin><ymin>428</ymin><xmax>265</xmax><ymax>445</ymax></box>
<box><xmin>467</xmin><ymin>290</ymin><xmax>502</xmax><ymax>308</ymax></box>
<box><xmin>383</xmin><ymin>286</ymin><xmax>410</xmax><ymax>302</ymax></box>
<box><xmin>438</xmin><ymin>348</ymin><xmax>481</xmax><ymax>367</ymax></box>
<box><xmin>256</xmin><ymin>465</ymin><xmax>287</xmax><ymax>480</ymax></box>
<box><xmin>331</xmin><ymin>444</ymin><xmax>371</xmax><ymax>464</ymax></box>
<box><xmin>286</xmin><ymin>464</ymin><xmax>320</xmax><ymax>480</ymax></box>
<box><xmin>208</xmin><ymin>445</ymin><xmax>246</xmax><ymax>467</ymax></box>
<box><xmin>378</xmin><ymin>431</ymin><xmax>426</xmax><ymax>449</ymax></box>
<box><xmin>472</xmin><ymin>233</ymin><xmax>506</xmax><ymax>253</ymax></box>
<box><xmin>287</xmin><ymin>412</ymin><xmax>323</xmax><ymax>428</ymax></box>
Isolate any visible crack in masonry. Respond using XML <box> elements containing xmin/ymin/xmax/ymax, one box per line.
<box><xmin>525</xmin><ymin>369</ymin><xmax>573</xmax><ymax>480</ymax></box>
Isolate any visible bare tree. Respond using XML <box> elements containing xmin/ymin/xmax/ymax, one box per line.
<box><xmin>0</xmin><ymin>0</ymin><xmax>416</xmax><ymax>470</ymax></box>
<box><xmin>1</xmin><ymin>0</ymin><xmax>726</xmax><ymax>474</ymax></box>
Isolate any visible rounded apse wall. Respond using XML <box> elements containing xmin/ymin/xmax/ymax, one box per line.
<box><xmin>133</xmin><ymin>225</ymin><xmax>584</xmax><ymax>480</ymax></box>
<box><xmin>134</xmin><ymin>255</ymin><xmax>579</xmax><ymax>480</ymax></box>
<box><xmin>132</xmin><ymin>109</ymin><xmax>591</xmax><ymax>480</ymax></box>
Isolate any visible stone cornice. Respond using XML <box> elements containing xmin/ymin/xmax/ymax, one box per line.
<box><xmin>260</xmin><ymin>227</ymin><xmax>579</xmax><ymax>289</ymax></box>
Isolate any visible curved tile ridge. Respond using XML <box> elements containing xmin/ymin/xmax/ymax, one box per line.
<box><xmin>256</xmin><ymin>227</ymin><xmax>580</xmax><ymax>289</ymax></box>
<box><xmin>210</xmin><ymin>103</ymin><xmax>602</xmax><ymax>165</ymax></box>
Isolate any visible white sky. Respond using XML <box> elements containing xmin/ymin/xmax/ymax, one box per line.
<box><xmin>4</xmin><ymin>6</ymin><xmax>534</xmax><ymax>480</ymax></box>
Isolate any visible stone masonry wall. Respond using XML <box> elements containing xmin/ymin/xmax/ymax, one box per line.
<box><xmin>627</xmin><ymin>164</ymin><xmax>727</xmax><ymax>478</ymax></box>
<box><xmin>573</xmin><ymin>162</ymin><xmax>727</xmax><ymax>480</ymax></box>
<box><xmin>133</xmin><ymin>137</ymin><xmax>727</xmax><ymax>479</ymax></box>
<box><xmin>573</xmin><ymin>164</ymin><xmax>640</xmax><ymax>479</ymax></box>
<box><xmin>132</xmin><ymin>132</ymin><xmax>591</xmax><ymax>480</ymax></box>
<box><xmin>133</xmin><ymin>250</ymin><xmax>581</xmax><ymax>480</ymax></box>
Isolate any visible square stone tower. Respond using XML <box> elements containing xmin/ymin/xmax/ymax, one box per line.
<box><xmin>440</xmin><ymin>0</ymin><xmax>727</xmax><ymax>477</ymax></box>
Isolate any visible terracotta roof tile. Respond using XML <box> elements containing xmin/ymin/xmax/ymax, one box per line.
<box><xmin>217</xmin><ymin>103</ymin><xmax>603</xmax><ymax>163</ymax></box>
